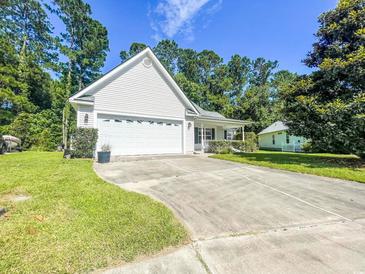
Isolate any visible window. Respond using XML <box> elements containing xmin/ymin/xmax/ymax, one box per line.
<box><xmin>272</xmin><ymin>134</ymin><xmax>275</xmax><ymax>145</ymax></box>
<box><xmin>205</xmin><ymin>128</ymin><xmax>214</xmax><ymax>141</ymax></box>
<box><xmin>286</xmin><ymin>134</ymin><xmax>290</xmax><ymax>144</ymax></box>
<box><xmin>194</xmin><ymin>128</ymin><xmax>215</xmax><ymax>144</ymax></box>
<box><xmin>115</xmin><ymin>119</ymin><xmax>122</xmax><ymax>123</ymax></box>
<box><xmin>84</xmin><ymin>114</ymin><xmax>89</xmax><ymax>124</ymax></box>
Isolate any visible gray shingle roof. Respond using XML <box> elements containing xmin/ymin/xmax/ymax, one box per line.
<box><xmin>258</xmin><ymin>121</ymin><xmax>288</xmax><ymax>135</ymax></box>
<box><xmin>192</xmin><ymin>102</ymin><xmax>225</xmax><ymax>119</ymax></box>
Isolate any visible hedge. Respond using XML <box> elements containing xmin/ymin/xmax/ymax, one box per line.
<box><xmin>70</xmin><ymin>128</ymin><xmax>98</xmax><ymax>158</ymax></box>
<box><xmin>207</xmin><ymin>132</ymin><xmax>258</xmax><ymax>154</ymax></box>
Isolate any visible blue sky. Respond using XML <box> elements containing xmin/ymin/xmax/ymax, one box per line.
<box><xmin>51</xmin><ymin>0</ymin><xmax>338</xmax><ymax>75</ymax></box>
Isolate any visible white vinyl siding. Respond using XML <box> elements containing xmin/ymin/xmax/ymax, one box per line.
<box><xmin>93</xmin><ymin>61</ymin><xmax>186</xmax><ymax>119</ymax></box>
<box><xmin>77</xmin><ymin>105</ymin><xmax>94</xmax><ymax>128</ymax></box>
<box><xmin>258</xmin><ymin>131</ymin><xmax>306</xmax><ymax>150</ymax></box>
<box><xmin>185</xmin><ymin>116</ymin><xmax>194</xmax><ymax>153</ymax></box>
<box><xmin>216</xmin><ymin>126</ymin><xmax>224</xmax><ymax>140</ymax></box>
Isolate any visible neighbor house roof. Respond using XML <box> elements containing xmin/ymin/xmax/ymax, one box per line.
<box><xmin>258</xmin><ymin>121</ymin><xmax>288</xmax><ymax>135</ymax></box>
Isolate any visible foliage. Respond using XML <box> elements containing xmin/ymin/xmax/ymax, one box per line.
<box><xmin>282</xmin><ymin>0</ymin><xmax>365</xmax><ymax>158</ymax></box>
<box><xmin>208</xmin><ymin>136</ymin><xmax>258</xmax><ymax>154</ymax></box>
<box><xmin>301</xmin><ymin>142</ymin><xmax>313</xmax><ymax>153</ymax></box>
<box><xmin>208</xmin><ymin>140</ymin><xmax>232</xmax><ymax>154</ymax></box>
<box><xmin>244</xmin><ymin>132</ymin><xmax>258</xmax><ymax>152</ymax></box>
<box><xmin>212</xmin><ymin>151</ymin><xmax>365</xmax><ymax>183</ymax></box>
<box><xmin>48</xmin><ymin>0</ymin><xmax>109</xmax><ymax>148</ymax></box>
<box><xmin>230</xmin><ymin>141</ymin><xmax>245</xmax><ymax>152</ymax></box>
<box><xmin>101</xmin><ymin>143</ymin><xmax>111</xmax><ymax>152</ymax></box>
<box><xmin>8</xmin><ymin>110</ymin><xmax>62</xmax><ymax>150</ymax></box>
<box><xmin>0</xmin><ymin>0</ymin><xmax>56</xmax><ymax>67</ymax></box>
<box><xmin>120</xmin><ymin>42</ymin><xmax>147</xmax><ymax>63</ymax></box>
<box><xmin>71</xmin><ymin>128</ymin><xmax>98</xmax><ymax>158</ymax></box>
<box><xmin>0</xmin><ymin>152</ymin><xmax>187</xmax><ymax>273</ymax></box>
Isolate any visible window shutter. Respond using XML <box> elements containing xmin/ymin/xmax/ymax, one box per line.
<box><xmin>224</xmin><ymin>130</ymin><xmax>227</xmax><ymax>140</ymax></box>
<box><xmin>194</xmin><ymin>127</ymin><xmax>199</xmax><ymax>144</ymax></box>
<box><xmin>212</xmin><ymin>128</ymin><xmax>215</xmax><ymax>140</ymax></box>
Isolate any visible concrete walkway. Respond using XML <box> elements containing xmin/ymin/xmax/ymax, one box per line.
<box><xmin>95</xmin><ymin>155</ymin><xmax>365</xmax><ymax>273</ymax></box>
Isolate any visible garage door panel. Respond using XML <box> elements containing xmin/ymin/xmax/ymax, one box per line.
<box><xmin>97</xmin><ymin>114</ymin><xmax>183</xmax><ymax>155</ymax></box>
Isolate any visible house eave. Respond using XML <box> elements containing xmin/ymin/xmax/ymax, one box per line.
<box><xmin>195</xmin><ymin>116</ymin><xmax>252</xmax><ymax>126</ymax></box>
<box><xmin>258</xmin><ymin>129</ymin><xmax>287</xmax><ymax>136</ymax></box>
<box><xmin>69</xmin><ymin>98</ymin><xmax>95</xmax><ymax>106</ymax></box>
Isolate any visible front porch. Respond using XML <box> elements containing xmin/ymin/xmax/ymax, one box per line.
<box><xmin>194</xmin><ymin>118</ymin><xmax>250</xmax><ymax>153</ymax></box>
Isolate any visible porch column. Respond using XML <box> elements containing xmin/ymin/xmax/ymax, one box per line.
<box><xmin>242</xmin><ymin>126</ymin><xmax>245</xmax><ymax>141</ymax></box>
<box><xmin>201</xmin><ymin>124</ymin><xmax>204</xmax><ymax>152</ymax></box>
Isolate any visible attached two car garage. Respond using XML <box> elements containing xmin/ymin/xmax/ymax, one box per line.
<box><xmin>97</xmin><ymin>114</ymin><xmax>183</xmax><ymax>155</ymax></box>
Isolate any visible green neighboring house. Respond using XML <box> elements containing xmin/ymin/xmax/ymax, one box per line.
<box><xmin>258</xmin><ymin>121</ymin><xmax>306</xmax><ymax>152</ymax></box>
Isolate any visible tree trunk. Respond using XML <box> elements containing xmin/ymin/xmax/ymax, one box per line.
<box><xmin>62</xmin><ymin>62</ymin><xmax>73</xmax><ymax>149</ymax></box>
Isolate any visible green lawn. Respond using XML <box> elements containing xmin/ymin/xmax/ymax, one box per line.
<box><xmin>0</xmin><ymin>152</ymin><xmax>187</xmax><ymax>273</ymax></box>
<box><xmin>211</xmin><ymin>150</ymin><xmax>365</xmax><ymax>183</ymax></box>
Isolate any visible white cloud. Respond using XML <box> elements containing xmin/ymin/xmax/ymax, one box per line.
<box><xmin>150</xmin><ymin>0</ymin><xmax>222</xmax><ymax>41</ymax></box>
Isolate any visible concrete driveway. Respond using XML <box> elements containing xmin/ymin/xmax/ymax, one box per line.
<box><xmin>94</xmin><ymin>155</ymin><xmax>365</xmax><ymax>274</ymax></box>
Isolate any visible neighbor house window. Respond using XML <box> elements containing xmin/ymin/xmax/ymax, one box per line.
<box><xmin>272</xmin><ymin>134</ymin><xmax>275</xmax><ymax>145</ymax></box>
<box><xmin>286</xmin><ymin>134</ymin><xmax>290</xmax><ymax>144</ymax></box>
<box><xmin>84</xmin><ymin>114</ymin><xmax>89</xmax><ymax>124</ymax></box>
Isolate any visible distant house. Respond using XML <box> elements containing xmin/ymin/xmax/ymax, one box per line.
<box><xmin>258</xmin><ymin>121</ymin><xmax>306</xmax><ymax>152</ymax></box>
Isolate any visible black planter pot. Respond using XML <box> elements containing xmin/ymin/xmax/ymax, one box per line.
<box><xmin>97</xmin><ymin>151</ymin><xmax>111</xmax><ymax>163</ymax></box>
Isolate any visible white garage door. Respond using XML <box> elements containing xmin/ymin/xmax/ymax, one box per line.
<box><xmin>97</xmin><ymin>114</ymin><xmax>183</xmax><ymax>155</ymax></box>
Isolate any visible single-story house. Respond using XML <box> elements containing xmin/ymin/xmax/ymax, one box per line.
<box><xmin>258</xmin><ymin>121</ymin><xmax>306</xmax><ymax>152</ymax></box>
<box><xmin>69</xmin><ymin>47</ymin><xmax>250</xmax><ymax>156</ymax></box>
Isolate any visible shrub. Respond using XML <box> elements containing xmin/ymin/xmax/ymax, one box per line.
<box><xmin>231</xmin><ymin>141</ymin><xmax>246</xmax><ymax>152</ymax></box>
<box><xmin>244</xmin><ymin>132</ymin><xmax>258</xmax><ymax>152</ymax></box>
<box><xmin>301</xmin><ymin>142</ymin><xmax>313</xmax><ymax>153</ymax></box>
<box><xmin>71</xmin><ymin>128</ymin><xmax>98</xmax><ymax>158</ymax></box>
<box><xmin>208</xmin><ymin>140</ymin><xmax>232</xmax><ymax>154</ymax></box>
<box><xmin>8</xmin><ymin>110</ymin><xmax>62</xmax><ymax>151</ymax></box>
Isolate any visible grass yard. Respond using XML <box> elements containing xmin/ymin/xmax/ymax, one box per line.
<box><xmin>0</xmin><ymin>152</ymin><xmax>187</xmax><ymax>273</ymax></box>
<box><xmin>211</xmin><ymin>150</ymin><xmax>365</xmax><ymax>183</ymax></box>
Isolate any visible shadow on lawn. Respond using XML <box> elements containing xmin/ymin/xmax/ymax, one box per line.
<box><xmin>235</xmin><ymin>152</ymin><xmax>365</xmax><ymax>169</ymax></box>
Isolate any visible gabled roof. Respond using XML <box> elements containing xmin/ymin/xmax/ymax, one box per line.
<box><xmin>192</xmin><ymin>102</ymin><xmax>225</xmax><ymax>119</ymax></box>
<box><xmin>258</xmin><ymin>121</ymin><xmax>288</xmax><ymax>135</ymax></box>
<box><xmin>193</xmin><ymin>102</ymin><xmax>251</xmax><ymax>125</ymax></box>
<box><xmin>69</xmin><ymin>47</ymin><xmax>199</xmax><ymax>115</ymax></box>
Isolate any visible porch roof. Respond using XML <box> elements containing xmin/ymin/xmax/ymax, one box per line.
<box><xmin>192</xmin><ymin>102</ymin><xmax>251</xmax><ymax>127</ymax></box>
<box><xmin>195</xmin><ymin>116</ymin><xmax>251</xmax><ymax>128</ymax></box>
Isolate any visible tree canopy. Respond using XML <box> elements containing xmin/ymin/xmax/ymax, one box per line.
<box><xmin>0</xmin><ymin>0</ymin><xmax>109</xmax><ymax>150</ymax></box>
<box><xmin>282</xmin><ymin>0</ymin><xmax>365</xmax><ymax>158</ymax></box>
<box><xmin>0</xmin><ymin>0</ymin><xmax>362</xmax><ymax>157</ymax></box>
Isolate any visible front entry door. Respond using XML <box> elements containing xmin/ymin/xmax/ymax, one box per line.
<box><xmin>194</xmin><ymin>128</ymin><xmax>215</xmax><ymax>151</ymax></box>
